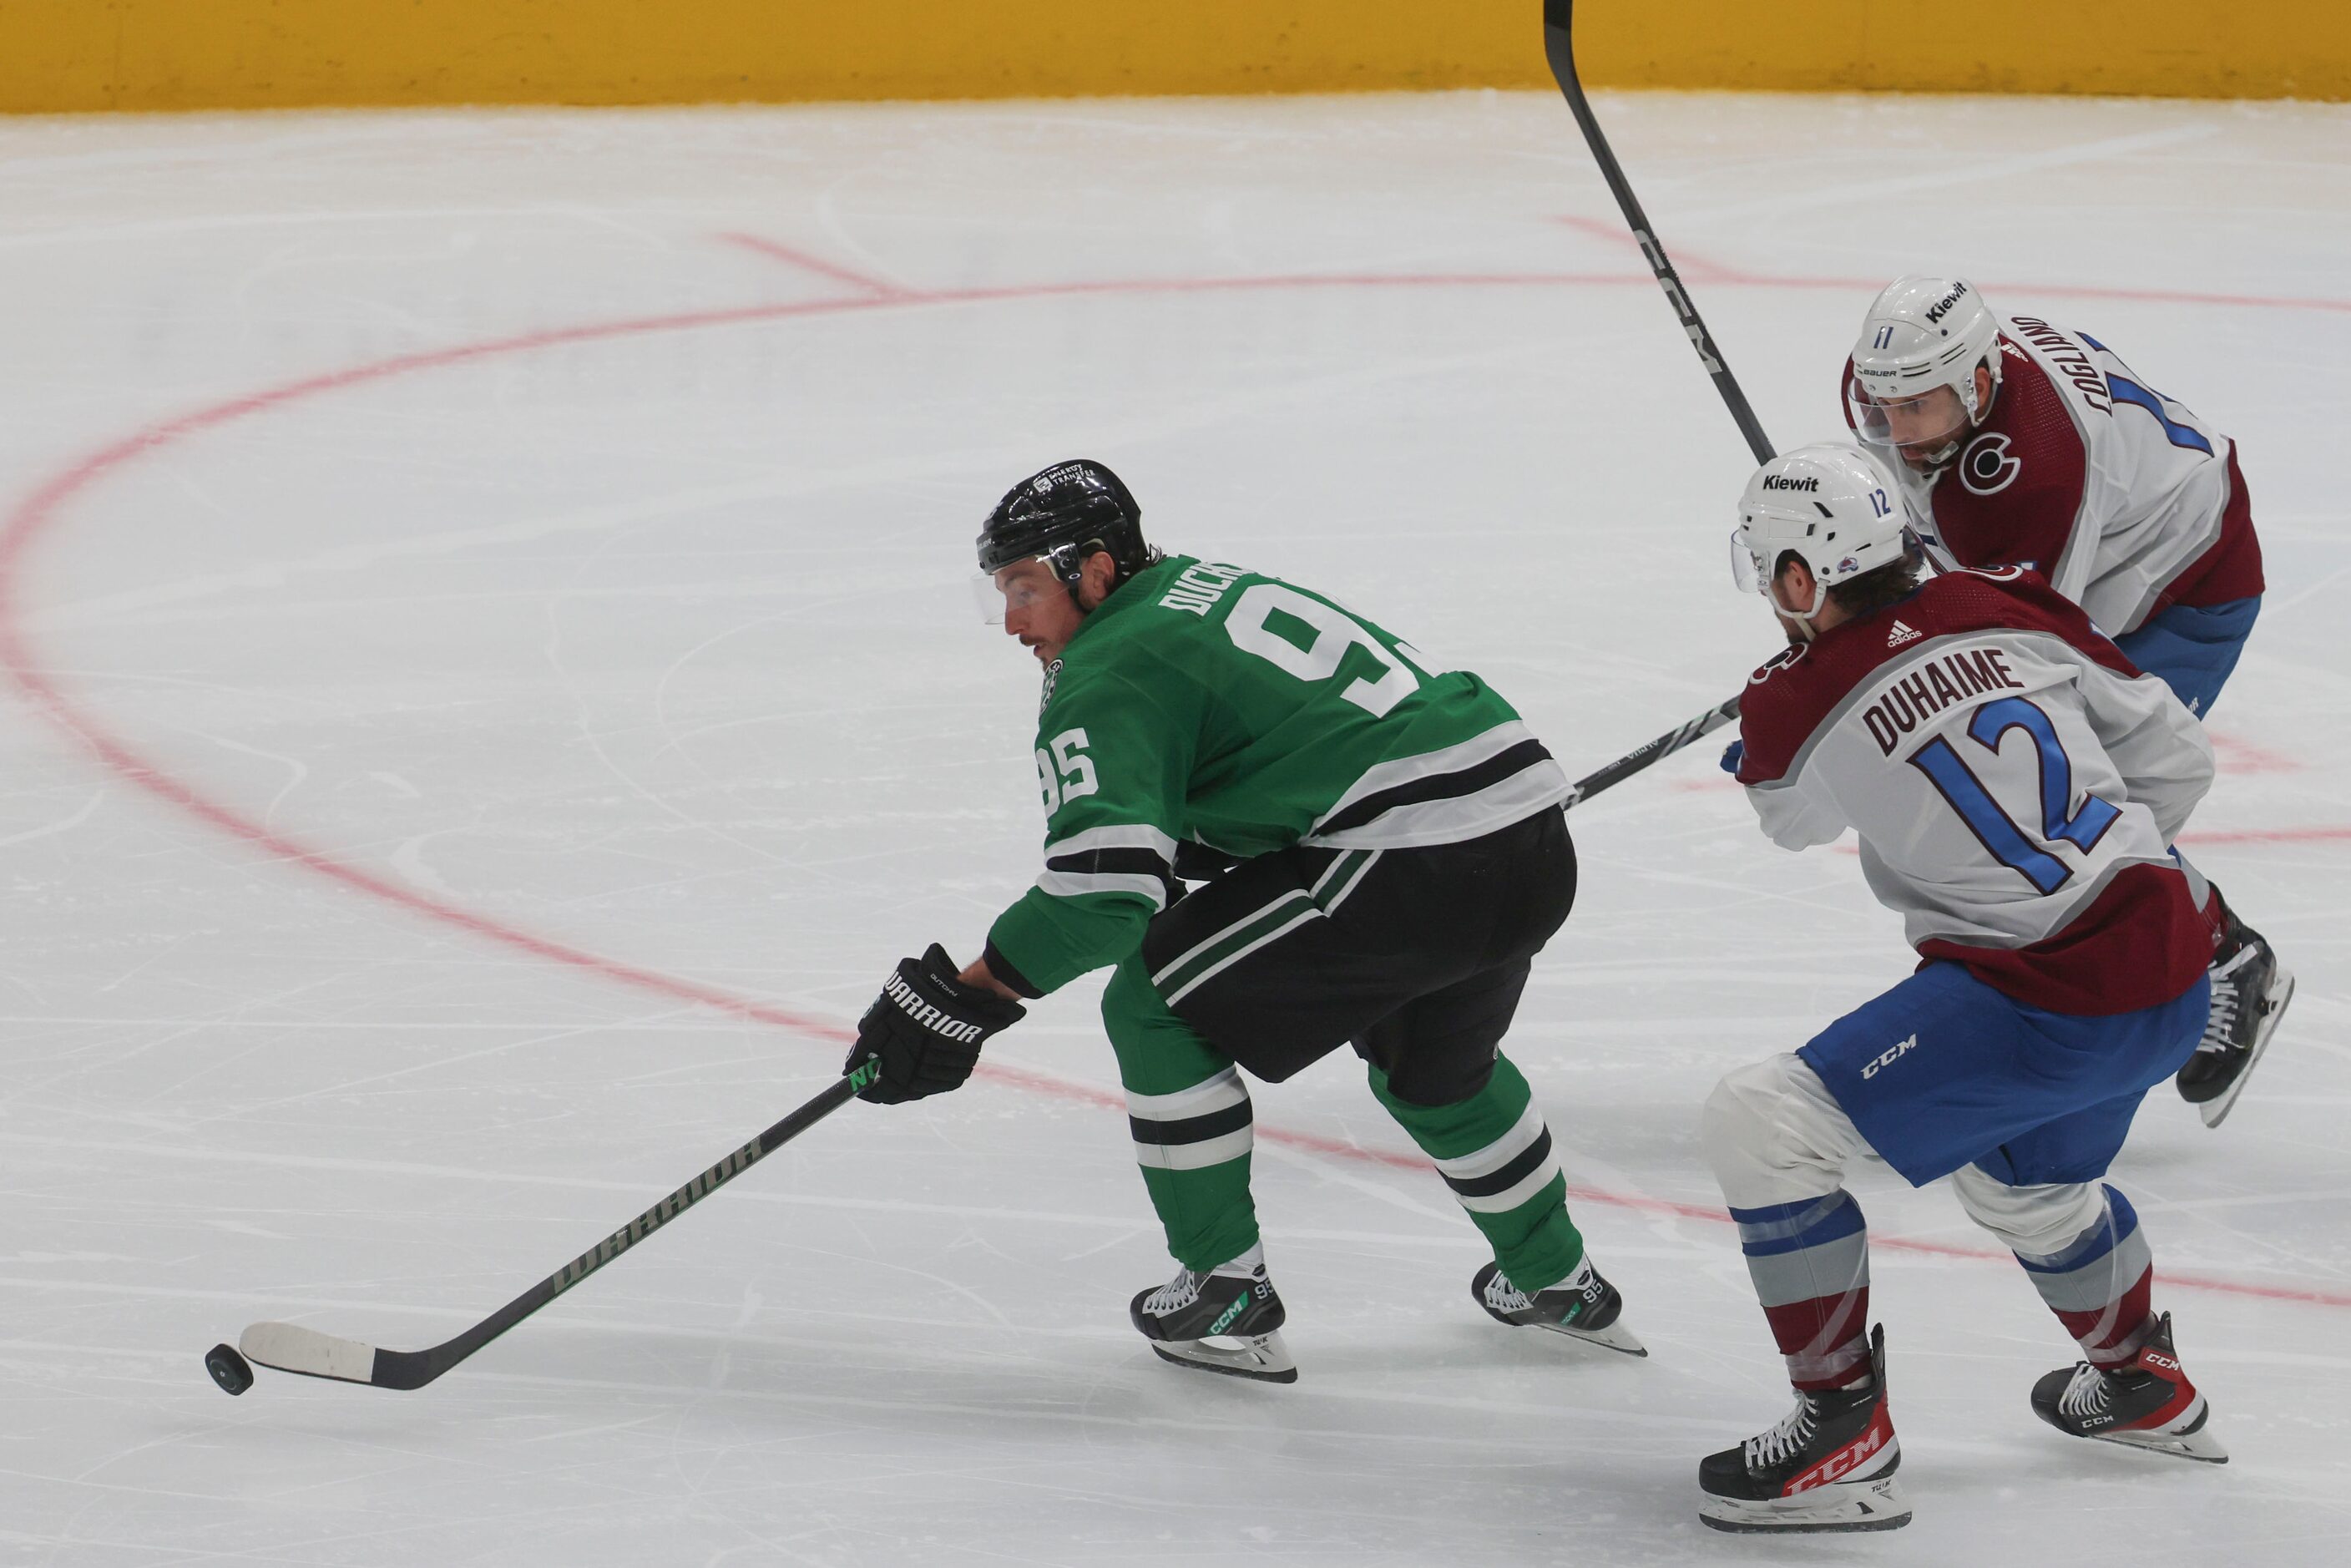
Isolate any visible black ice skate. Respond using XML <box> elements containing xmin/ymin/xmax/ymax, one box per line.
<box><xmin>1471</xmin><ymin>1256</ymin><xmax>1646</xmax><ymax>1356</ymax></box>
<box><xmin>2177</xmin><ymin>914</ymin><xmax>2294</xmax><ymax>1128</ymax></box>
<box><xmin>1698</xmin><ymin>1325</ymin><xmax>1910</xmax><ymax>1534</ymax></box>
<box><xmin>1129</xmin><ymin>1254</ymin><xmax>1295</xmax><ymax>1383</ymax></box>
<box><xmin>2030</xmin><ymin>1313</ymin><xmax>2227</xmax><ymax>1463</ymax></box>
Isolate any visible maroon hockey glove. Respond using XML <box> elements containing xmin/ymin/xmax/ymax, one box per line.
<box><xmin>846</xmin><ymin>944</ymin><xmax>1025</xmax><ymax>1105</ymax></box>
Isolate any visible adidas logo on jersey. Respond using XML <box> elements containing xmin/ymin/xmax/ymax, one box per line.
<box><xmin>1887</xmin><ymin>620</ymin><xmax>1922</xmax><ymax>648</ymax></box>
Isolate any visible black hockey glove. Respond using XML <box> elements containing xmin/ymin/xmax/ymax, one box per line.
<box><xmin>845</xmin><ymin>944</ymin><xmax>1025</xmax><ymax>1105</ymax></box>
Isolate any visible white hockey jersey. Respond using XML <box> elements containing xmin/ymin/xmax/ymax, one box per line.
<box><xmin>1842</xmin><ymin>317</ymin><xmax>2264</xmax><ymax>636</ymax></box>
<box><xmin>1736</xmin><ymin>567</ymin><xmax>2214</xmax><ymax>1014</ymax></box>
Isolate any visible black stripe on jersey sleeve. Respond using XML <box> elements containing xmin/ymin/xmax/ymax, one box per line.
<box><xmin>1129</xmin><ymin>1098</ymin><xmax>1254</xmax><ymax>1149</ymax></box>
<box><xmin>1441</xmin><ymin>1126</ymin><xmax>1554</xmax><ymax>1201</ymax></box>
<box><xmin>1317</xmin><ymin>739</ymin><xmax>1555</xmax><ymax>838</ymax></box>
<box><xmin>1044</xmin><ymin>845</ymin><xmax>1178</xmax><ymax>905</ymax></box>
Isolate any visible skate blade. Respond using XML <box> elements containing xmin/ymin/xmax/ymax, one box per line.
<box><xmin>2095</xmin><ymin>1404</ymin><xmax>2230</xmax><ymax>1464</ymax></box>
<box><xmin>1147</xmin><ymin>1329</ymin><xmax>1297</xmax><ymax>1384</ymax></box>
<box><xmin>1532</xmin><ymin>1317</ymin><xmax>1648</xmax><ymax>1358</ymax></box>
<box><xmin>2096</xmin><ymin>1427</ymin><xmax>2229</xmax><ymax>1464</ymax></box>
<box><xmin>1699</xmin><ymin>1475</ymin><xmax>1912</xmax><ymax>1534</ymax></box>
<box><xmin>2201</xmin><ymin>969</ymin><xmax>2293</xmax><ymax>1130</ymax></box>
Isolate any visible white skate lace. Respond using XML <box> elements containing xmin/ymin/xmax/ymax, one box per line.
<box><xmin>2196</xmin><ymin>951</ymin><xmax>2252</xmax><ymax>1055</ymax></box>
<box><xmin>1140</xmin><ymin>1267</ymin><xmax>1205</xmax><ymax>1319</ymax></box>
<box><xmin>1483</xmin><ymin>1271</ymin><xmax>1534</xmax><ymax>1315</ymax></box>
<box><xmin>1745</xmin><ymin>1394</ymin><xmax>1818</xmax><ymax>1468</ymax></box>
<box><xmin>1486</xmin><ymin>1258</ymin><xmax>1595</xmax><ymax>1316</ymax></box>
<box><xmin>2056</xmin><ymin>1362</ymin><xmax>2113</xmax><ymax>1419</ymax></box>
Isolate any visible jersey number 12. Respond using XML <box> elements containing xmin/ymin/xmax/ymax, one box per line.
<box><xmin>1909</xmin><ymin>696</ymin><xmax>2121</xmax><ymax>895</ymax></box>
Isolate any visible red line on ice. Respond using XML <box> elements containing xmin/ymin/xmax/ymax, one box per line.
<box><xmin>1550</xmin><ymin>211</ymin><xmax>2351</xmax><ymax>315</ymax></box>
<box><xmin>715</xmin><ymin>232</ymin><xmax>914</xmax><ymax>299</ymax></box>
<box><xmin>2184</xmin><ymin>826</ymin><xmax>2351</xmax><ymax>846</ymax></box>
<box><xmin>3</xmin><ymin>254</ymin><xmax>2344</xmax><ymax>1317</ymax></box>
<box><xmin>2207</xmin><ymin>731</ymin><xmax>2303</xmax><ymax>775</ymax></box>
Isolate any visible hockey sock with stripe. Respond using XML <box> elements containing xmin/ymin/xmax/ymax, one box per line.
<box><xmin>1728</xmin><ymin>1190</ymin><xmax>1873</xmax><ymax>1391</ymax></box>
<box><xmin>1102</xmin><ymin>955</ymin><xmax>1264</xmax><ymax>1272</ymax></box>
<box><xmin>1368</xmin><ymin>1054</ymin><xmax>1584</xmax><ymax>1291</ymax></box>
<box><xmin>2015</xmin><ymin>1184</ymin><xmax>2157</xmax><ymax>1366</ymax></box>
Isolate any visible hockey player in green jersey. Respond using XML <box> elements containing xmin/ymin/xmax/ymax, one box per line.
<box><xmin>842</xmin><ymin>458</ymin><xmax>1641</xmax><ymax>1381</ymax></box>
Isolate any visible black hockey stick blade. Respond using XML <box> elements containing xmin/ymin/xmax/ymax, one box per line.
<box><xmin>234</xmin><ymin>1070</ymin><xmax>866</xmax><ymax>1392</ymax></box>
<box><xmin>1541</xmin><ymin>0</ymin><xmax>1776</xmax><ymax>467</ymax></box>
<box><xmin>1560</xmin><ymin>695</ymin><xmax>1742</xmax><ymax>811</ymax></box>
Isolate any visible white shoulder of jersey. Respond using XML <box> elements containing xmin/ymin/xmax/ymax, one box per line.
<box><xmin>1999</xmin><ymin>316</ymin><xmax>2234</xmax><ymax>633</ymax></box>
<box><xmin>1748</xmin><ymin>621</ymin><xmax>2208</xmax><ymax>953</ymax></box>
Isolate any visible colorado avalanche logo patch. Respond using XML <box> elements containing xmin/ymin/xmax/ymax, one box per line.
<box><xmin>1959</xmin><ymin>432</ymin><xmax>2021</xmax><ymax>496</ymax></box>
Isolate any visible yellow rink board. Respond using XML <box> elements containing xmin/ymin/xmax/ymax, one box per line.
<box><xmin>3</xmin><ymin>1</ymin><xmax>2345</xmax><ymax>114</ymax></box>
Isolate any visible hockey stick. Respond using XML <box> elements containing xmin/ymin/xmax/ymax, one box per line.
<box><xmin>1542</xmin><ymin>0</ymin><xmax>1777</xmax><ymax>468</ymax></box>
<box><xmin>1539</xmin><ymin>1</ymin><xmax>1782</xmax><ymax>795</ymax></box>
<box><xmin>227</xmin><ymin>1066</ymin><xmax>869</xmax><ymax>1393</ymax></box>
<box><xmin>1560</xmin><ymin>695</ymin><xmax>1742</xmax><ymax>811</ymax></box>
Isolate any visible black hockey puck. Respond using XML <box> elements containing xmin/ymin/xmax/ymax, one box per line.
<box><xmin>205</xmin><ymin>1343</ymin><xmax>255</xmax><ymax>1396</ymax></box>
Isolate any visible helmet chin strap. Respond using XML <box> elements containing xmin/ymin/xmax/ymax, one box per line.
<box><xmin>1772</xmin><ymin>576</ymin><xmax>1828</xmax><ymax>641</ymax></box>
<box><xmin>1055</xmin><ymin>537</ymin><xmax>1125</xmax><ymax>614</ymax></box>
<box><xmin>1917</xmin><ymin>361</ymin><xmax>2003</xmax><ymax>472</ymax></box>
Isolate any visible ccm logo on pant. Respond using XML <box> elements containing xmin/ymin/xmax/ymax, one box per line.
<box><xmin>885</xmin><ymin>973</ymin><xmax>985</xmax><ymax>1042</ymax></box>
<box><xmin>1861</xmin><ymin>1034</ymin><xmax>1918</xmax><ymax>1080</ymax></box>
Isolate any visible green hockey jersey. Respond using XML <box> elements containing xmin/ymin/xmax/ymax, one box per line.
<box><xmin>981</xmin><ymin>555</ymin><xmax>1567</xmax><ymax>997</ymax></box>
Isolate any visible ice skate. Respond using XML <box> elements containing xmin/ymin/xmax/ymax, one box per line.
<box><xmin>1698</xmin><ymin>1325</ymin><xmax>1910</xmax><ymax>1534</ymax></box>
<box><xmin>2030</xmin><ymin>1313</ymin><xmax>2227</xmax><ymax>1463</ymax></box>
<box><xmin>1129</xmin><ymin>1248</ymin><xmax>1295</xmax><ymax>1384</ymax></box>
<box><xmin>1471</xmin><ymin>1256</ymin><xmax>1646</xmax><ymax>1356</ymax></box>
<box><xmin>2177</xmin><ymin>917</ymin><xmax>2293</xmax><ymax>1128</ymax></box>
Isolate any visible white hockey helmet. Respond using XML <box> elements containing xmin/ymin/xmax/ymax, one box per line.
<box><xmin>1844</xmin><ymin>276</ymin><xmax>2003</xmax><ymax>470</ymax></box>
<box><xmin>1732</xmin><ymin>443</ymin><xmax>1914</xmax><ymax>621</ymax></box>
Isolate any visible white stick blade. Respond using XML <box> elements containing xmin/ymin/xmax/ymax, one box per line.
<box><xmin>240</xmin><ymin>1322</ymin><xmax>381</xmax><ymax>1383</ymax></box>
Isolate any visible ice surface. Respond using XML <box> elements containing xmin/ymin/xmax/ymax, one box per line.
<box><xmin>1</xmin><ymin>89</ymin><xmax>2346</xmax><ymax>1565</ymax></box>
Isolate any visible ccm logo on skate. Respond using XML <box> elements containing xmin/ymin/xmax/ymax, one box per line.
<box><xmin>1789</xmin><ymin>1424</ymin><xmax>1888</xmax><ymax>1494</ymax></box>
<box><xmin>2143</xmin><ymin>1350</ymin><xmax>2181</xmax><ymax>1373</ymax></box>
<box><xmin>1861</xmin><ymin>1035</ymin><xmax>1917</xmax><ymax>1080</ymax></box>
<box><xmin>883</xmin><ymin>973</ymin><xmax>985</xmax><ymax>1042</ymax></box>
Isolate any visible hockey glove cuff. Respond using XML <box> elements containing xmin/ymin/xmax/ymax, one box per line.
<box><xmin>847</xmin><ymin>944</ymin><xmax>1025</xmax><ymax>1105</ymax></box>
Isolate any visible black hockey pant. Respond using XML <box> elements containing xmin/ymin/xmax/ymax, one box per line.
<box><xmin>1099</xmin><ymin>807</ymin><xmax>1586</xmax><ymax>1282</ymax></box>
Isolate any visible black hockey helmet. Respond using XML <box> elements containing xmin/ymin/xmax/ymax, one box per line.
<box><xmin>976</xmin><ymin>459</ymin><xmax>1155</xmax><ymax>594</ymax></box>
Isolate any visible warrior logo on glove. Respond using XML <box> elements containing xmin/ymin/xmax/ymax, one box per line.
<box><xmin>880</xmin><ymin>969</ymin><xmax>987</xmax><ymax>1044</ymax></box>
<box><xmin>846</xmin><ymin>944</ymin><xmax>1025</xmax><ymax>1105</ymax></box>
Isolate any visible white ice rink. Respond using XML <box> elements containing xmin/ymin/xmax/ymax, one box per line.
<box><xmin>2</xmin><ymin>89</ymin><xmax>2346</xmax><ymax>1565</ymax></box>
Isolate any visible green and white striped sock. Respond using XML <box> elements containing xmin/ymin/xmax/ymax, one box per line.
<box><xmin>1369</xmin><ymin>1054</ymin><xmax>1585</xmax><ymax>1292</ymax></box>
<box><xmin>1104</xmin><ymin>952</ymin><xmax>1262</xmax><ymax>1272</ymax></box>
